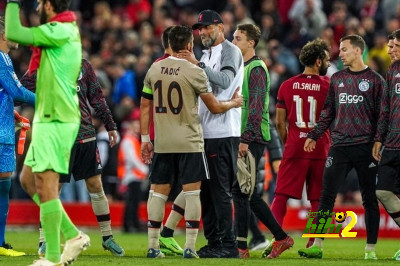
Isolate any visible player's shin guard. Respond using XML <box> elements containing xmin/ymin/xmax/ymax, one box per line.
<box><xmin>40</xmin><ymin>199</ymin><xmax>62</xmax><ymax>262</ymax></box>
<box><xmin>148</xmin><ymin>192</ymin><xmax>168</xmax><ymax>249</ymax></box>
<box><xmin>89</xmin><ymin>191</ymin><xmax>112</xmax><ymax>237</ymax></box>
<box><xmin>162</xmin><ymin>191</ymin><xmax>185</xmax><ymax>237</ymax></box>
<box><xmin>376</xmin><ymin>190</ymin><xmax>400</xmax><ymax>226</ymax></box>
<box><xmin>0</xmin><ymin>177</ymin><xmax>11</xmax><ymax>245</ymax></box>
<box><xmin>147</xmin><ymin>190</ymin><xmax>154</xmax><ymax>215</ymax></box>
<box><xmin>183</xmin><ymin>190</ymin><xmax>201</xmax><ymax>251</ymax></box>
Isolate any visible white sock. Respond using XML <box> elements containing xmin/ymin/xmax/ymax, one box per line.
<box><xmin>313</xmin><ymin>238</ymin><xmax>323</xmax><ymax>248</ymax></box>
<box><xmin>365</xmin><ymin>244</ymin><xmax>375</xmax><ymax>251</ymax></box>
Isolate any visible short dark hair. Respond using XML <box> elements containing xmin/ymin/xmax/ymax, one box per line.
<box><xmin>299</xmin><ymin>39</ymin><xmax>330</xmax><ymax>67</ymax></box>
<box><xmin>169</xmin><ymin>25</ymin><xmax>193</xmax><ymax>52</ymax></box>
<box><xmin>45</xmin><ymin>0</ymin><xmax>71</xmax><ymax>13</ymax></box>
<box><xmin>161</xmin><ymin>26</ymin><xmax>174</xmax><ymax>50</ymax></box>
<box><xmin>236</xmin><ymin>24</ymin><xmax>261</xmax><ymax>48</ymax></box>
<box><xmin>340</xmin><ymin>35</ymin><xmax>366</xmax><ymax>53</ymax></box>
<box><xmin>388</xmin><ymin>33</ymin><xmax>394</xmax><ymax>40</ymax></box>
<box><xmin>392</xmin><ymin>29</ymin><xmax>400</xmax><ymax>41</ymax></box>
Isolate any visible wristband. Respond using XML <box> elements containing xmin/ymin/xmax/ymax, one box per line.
<box><xmin>141</xmin><ymin>134</ymin><xmax>151</xmax><ymax>142</ymax></box>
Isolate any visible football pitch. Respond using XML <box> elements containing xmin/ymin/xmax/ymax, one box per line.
<box><xmin>2</xmin><ymin>229</ymin><xmax>399</xmax><ymax>265</ymax></box>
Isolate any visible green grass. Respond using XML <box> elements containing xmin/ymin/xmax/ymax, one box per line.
<box><xmin>1</xmin><ymin>229</ymin><xmax>399</xmax><ymax>265</ymax></box>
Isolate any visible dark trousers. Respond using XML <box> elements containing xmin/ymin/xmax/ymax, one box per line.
<box><xmin>201</xmin><ymin>137</ymin><xmax>239</xmax><ymax>248</ymax></box>
<box><xmin>123</xmin><ymin>181</ymin><xmax>142</xmax><ymax>231</ymax></box>
<box><xmin>233</xmin><ymin>142</ymin><xmax>286</xmax><ymax>242</ymax></box>
<box><xmin>317</xmin><ymin>143</ymin><xmax>380</xmax><ymax>244</ymax></box>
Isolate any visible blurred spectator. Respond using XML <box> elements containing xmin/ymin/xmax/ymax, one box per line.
<box><xmin>60</xmin><ymin>179</ymin><xmax>90</xmax><ymax>203</ymax></box>
<box><xmin>117</xmin><ymin>109</ymin><xmax>148</xmax><ymax>232</ymax></box>
<box><xmin>232</xmin><ymin>3</ymin><xmax>255</xmax><ymax>25</ymax></box>
<box><xmin>177</xmin><ymin>7</ymin><xmax>198</xmax><ymax>27</ymax></box>
<box><xmin>289</xmin><ymin>0</ymin><xmax>327</xmax><ymax>39</ymax></box>
<box><xmin>361</xmin><ymin>16</ymin><xmax>376</xmax><ymax>48</ymax></box>
<box><xmin>259</xmin><ymin>0</ymin><xmax>282</xmax><ymax>41</ymax></box>
<box><xmin>368</xmin><ymin>55</ymin><xmax>386</xmax><ymax>77</ymax></box>
<box><xmin>260</xmin><ymin>13</ymin><xmax>281</xmax><ymax>42</ymax></box>
<box><xmin>320</xmin><ymin>27</ymin><xmax>340</xmax><ymax>60</ymax></box>
<box><xmin>328</xmin><ymin>0</ymin><xmax>350</xmax><ymax>44</ymax></box>
<box><xmin>122</xmin><ymin>30</ymin><xmax>141</xmax><ymax>56</ymax></box>
<box><xmin>221</xmin><ymin>10</ymin><xmax>235</xmax><ymax>40</ymax></box>
<box><xmin>268</xmin><ymin>39</ymin><xmax>300</xmax><ymax>76</ymax></box>
<box><xmin>277</xmin><ymin>0</ymin><xmax>296</xmax><ymax>26</ymax></box>
<box><xmin>386</xmin><ymin>17</ymin><xmax>400</xmax><ymax>35</ymax></box>
<box><xmin>125</xmin><ymin>0</ymin><xmax>152</xmax><ymax>29</ymax></box>
<box><xmin>369</xmin><ymin>32</ymin><xmax>391</xmax><ymax>71</ymax></box>
<box><xmin>359</xmin><ymin>0</ymin><xmax>384</xmax><ymax>30</ymax></box>
<box><xmin>382</xmin><ymin>0</ymin><xmax>400</xmax><ymax>26</ymax></box>
<box><xmin>104</xmin><ymin>60</ymin><xmax>138</xmax><ymax>105</ymax></box>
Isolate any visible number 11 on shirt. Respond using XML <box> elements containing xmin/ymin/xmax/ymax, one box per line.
<box><xmin>293</xmin><ymin>95</ymin><xmax>317</xmax><ymax>129</ymax></box>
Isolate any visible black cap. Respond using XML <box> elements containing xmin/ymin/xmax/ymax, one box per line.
<box><xmin>192</xmin><ymin>10</ymin><xmax>223</xmax><ymax>30</ymax></box>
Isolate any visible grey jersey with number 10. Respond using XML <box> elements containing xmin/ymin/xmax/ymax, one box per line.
<box><xmin>143</xmin><ymin>56</ymin><xmax>209</xmax><ymax>153</ymax></box>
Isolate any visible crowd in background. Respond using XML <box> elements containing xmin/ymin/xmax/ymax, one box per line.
<box><xmin>4</xmin><ymin>0</ymin><xmax>396</xmax><ymax>205</ymax></box>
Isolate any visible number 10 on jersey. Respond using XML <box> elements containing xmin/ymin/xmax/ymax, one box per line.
<box><xmin>154</xmin><ymin>80</ymin><xmax>183</xmax><ymax>114</ymax></box>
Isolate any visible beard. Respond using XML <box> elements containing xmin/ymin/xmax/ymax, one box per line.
<box><xmin>319</xmin><ymin>65</ymin><xmax>328</xmax><ymax>76</ymax></box>
<box><xmin>201</xmin><ymin>35</ymin><xmax>217</xmax><ymax>48</ymax></box>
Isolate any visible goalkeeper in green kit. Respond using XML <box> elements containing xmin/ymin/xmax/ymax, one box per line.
<box><xmin>5</xmin><ymin>0</ymin><xmax>90</xmax><ymax>265</ymax></box>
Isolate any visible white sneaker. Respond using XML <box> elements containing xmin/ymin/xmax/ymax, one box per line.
<box><xmin>251</xmin><ymin>239</ymin><xmax>270</xmax><ymax>251</ymax></box>
<box><xmin>29</xmin><ymin>258</ymin><xmax>62</xmax><ymax>266</ymax></box>
<box><xmin>61</xmin><ymin>231</ymin><xmax>90</xmax><ymax>265</ymax></box>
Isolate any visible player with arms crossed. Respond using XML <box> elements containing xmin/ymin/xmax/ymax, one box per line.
<box><xmin>301</xmin><ymin>35</ymin><xmax>383</xmax><ymax>260</ymax></box>
<box><xmin>271</xmin><ymin>39</ymin><xmax>331</xmax><ymax>250</ymax></box>
<box><xmin>140</xmin><ymin>25</ymin><xmax>242</xmax><ymax>259</ymax></box>
<box><xmin>5</xmin><ymin>0</ymin><xmax>90</xmax><ymax>265</ymax></box>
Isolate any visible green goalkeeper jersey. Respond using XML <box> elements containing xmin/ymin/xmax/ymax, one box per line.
<box><xmin>6</xmin><ymin>3</ymin><xmax>81</xmax><ymax>124</ymax></box>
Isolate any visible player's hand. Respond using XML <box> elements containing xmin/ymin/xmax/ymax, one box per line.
<box><xmin>272</xmin><ymin>159</ymin><xmax>281</xmax><ymax>174</ymax></box>
<box><xmin>108</xmin><ymin>130</ymin><xmax>119</xmax><ymax>148</ymax></box>
<box><xmin>238</xmin><ymin>143</ymin><xmax>248</xmax><ymax>158</ymax></box>
<box><xmin>304</xmin><ymin>138</ymin><xmax>316</xmax><ymax>152</ymax></box>
<box><xmin>177</xmin><ymin>50</ymin><xmax>198</xmax><ymax>65</ymax></box>
<box><xmin>141</xmin><ymin>142</ymin><xmax>154</xmax><ymax>164</ymax></box>
<box><xmin>14</xmin><ymin>110</ymin><xmax>30</xmax><ymax>132</ymax></box>
<box><xmin>14</xmin><ymin>111</ymin><xmax>23</xmax><ymax>132</ymax></box>
<box><xmin>372</xmin><ymin>142</ymin><xmax>382</xmax><ymax>161</ymax></box>
<box><xmin>231</xmin><ymin>87</ymin><xmax>243</xmax><ymax>107</ymax></box>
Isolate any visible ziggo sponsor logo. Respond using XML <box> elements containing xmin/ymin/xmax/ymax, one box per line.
<box><xmin>339</xmin><ymin>93</ymin><xmax>364</xmax><ymax>104</ymax></box>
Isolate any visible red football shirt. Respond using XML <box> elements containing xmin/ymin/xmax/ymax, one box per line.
<box><xmin>276</xmin><ymin>74</ymin><xmax>331</xmax><ymax>159</ymax></box>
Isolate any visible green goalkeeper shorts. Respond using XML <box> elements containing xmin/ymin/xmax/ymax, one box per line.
<box><xmin>25</xmin><ymin>122</ymin><xmax>79</xmax><ymax>174</ymax></box>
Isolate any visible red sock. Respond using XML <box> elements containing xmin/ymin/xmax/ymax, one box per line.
<box><xmin>271</xmin><ymin>194</ymin><xmax>289</xmax><ymax>226</ymax></box>
<box><xmin>310</xmin><ymin>200</ymin><xmax>319</xmax><ymax>214</ymax></box>
<box><xmin>307</xmin><ymin>200</ymin><xmax>319</xmax><ymax>247</ymax></box>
